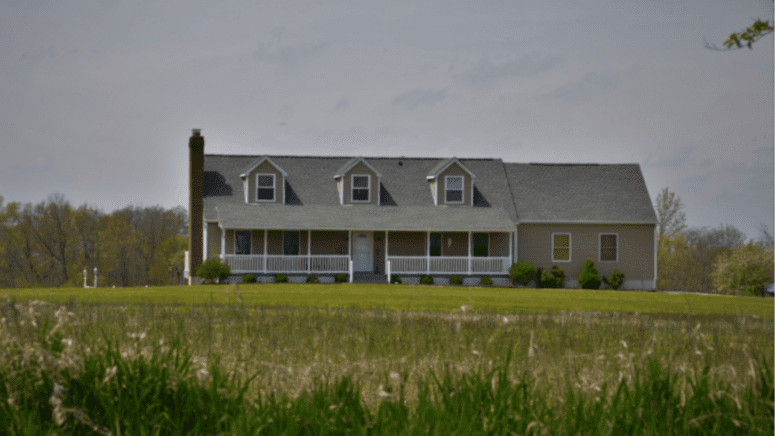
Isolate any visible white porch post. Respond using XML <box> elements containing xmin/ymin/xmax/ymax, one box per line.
<box><xmin>220</xmin><ymin>226</ymin><xmax>226</xmax><ymax>262</ymax></box>
<box><xmin>385</xmin><ymin>231</ymin><xmax>389</xmax><ymax>275</ymax></box>
<box><xmin>263</xmin><ymin>229</ymin><xmax>268</xmax><ymax>273</ymax></box>
<box><xmin>307</xmin><ymin>230</ymin><xmax>311</xmax><ymax>274</ymax></box>
<box><xmin>508</xmin><ymin>231</ymin><xmax>513</xmax><ymax>273</ymax></box>
<box><xmin>468</xmin><ymin>231</ymin><xmax>472</xmax><ymax>275</ymax></box>
<box><xmin>514</xmin><ymin>224</ymin><xmax>519</xmax><ymax>264</ymax></box>
<box><xmin>203</xmin><ymin>222</ymin><xmax>208</xmax><ymax>260</ymax></box>
<box><xmin>426</xmin><ymin>231</ymin><xmax>430</xmax><ymax>274</ymax></box>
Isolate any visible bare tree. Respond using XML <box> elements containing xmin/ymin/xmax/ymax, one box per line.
<box><xmin>755</xmin><ymin>222</ymin><xmax>774</xmax><ymax>248</ymax></box>
<box><xmin>683</xmin><ymin>224</ymin><xmax>746</xmax><ymax>250</ymax></box>
<box><xmin>654</xmin><ymin>187</ymin><xmax>687</xmax><ymax>242</ymax></box>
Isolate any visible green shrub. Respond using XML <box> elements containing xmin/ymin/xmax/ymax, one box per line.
<box><xmin>421</xmin><ymin>275</ymin><xmax>433</xmax><ymax>285</ymax></box>
<box><xmin>242</xmin><ymin>274</ymin><xmax>256</xmax><ymax>284</ymax></box>
<box><xmin>480</xmin><ymin>276</ymin><xmax>493</xmax><ymax>286</ymax></box>
<box><xmin>550</xmin><ymin>266</ymin><xmax>565</xmax><ymax>288</ymax></box>
<box><xmin>536</xmin><ymin>267</ymin><xmax>554</xmax><ymax>288</ymax></box>
<box><xmin>306</xmin><ymin>276</ymin><xmax>319</xmax><ymax>284</ymax></box>
<box><xmin>578</xmin><ymin>259</ymin><xmax>602</xmax><ymax>289</ymax></box>
<box><xmin>450</xmin><ymin>275</ymin><xmax>463</xmax><ymax>285</ymax></box>
<box><xmin>195</xmin><ymin>258</ymin><xmax>231</xmax><ymax>284</ymax></box>
<box><xmin>602</xmin><ymin>268</ymin><xmax>625</xmax><ymax>290</ymax></box>
<box><xmin>275</xmin><ymin>274</ymin><xmax>288</xmax><ymax>283</ymax></box>
<box><xmin>509</xmin><ymin>261</ymin><xmax>537</xmax><ymax>286</ymax></box>
<box><xmin>711</xmin><ymin>242</ymin><xmax>774</xmax><ymax>296</ymax></box>
<box><xmin>335</xmin><ymin>273</ymin><xmax>348</xmax><ymax>283</ymax></box>
<box><xmin>390</xmin><ymin>275</ymin><xmax>402</xmax><ymax>284</ymax></box>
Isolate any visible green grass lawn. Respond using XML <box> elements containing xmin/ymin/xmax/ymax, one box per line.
<box><xmin>3</xmin><ymin>283</ymin><xmax>772</xmax><ymax>319</ymax></box>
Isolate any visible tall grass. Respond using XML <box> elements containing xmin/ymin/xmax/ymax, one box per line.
<box><xmin>1</xmin><ymin>292</ymin><xmax>773</xmax><ymax>434</ymax></box>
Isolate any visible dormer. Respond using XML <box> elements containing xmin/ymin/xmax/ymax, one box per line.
<box><xmin>333</xmin><ymin>157</ymin><xmax>382</xmax><ymax>206</ymax></box>
<box><xmin>240</xmin><ymin>156</ymin><xmax>288</xmax><ymax>204</ymax></box>
<box><xmin>426</xmin><ymin>158</ymin><xmax>476</xmax><ymax>206</ymax></box>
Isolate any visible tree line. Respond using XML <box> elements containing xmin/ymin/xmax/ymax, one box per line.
<box><xmin>655</xmin><ymin>187</ymin><xmax>774</xmax><ymax>295</ymax></box>
<box><xmin>0</xmin><ymin>194</ymin><xmax>188</xmax><ymax>288</ymax></box>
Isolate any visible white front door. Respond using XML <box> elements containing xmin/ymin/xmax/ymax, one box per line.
<box><xmin>353</xmin><ymin>231</ymin><xmax>373</xmax><ymax>272</ymax></box>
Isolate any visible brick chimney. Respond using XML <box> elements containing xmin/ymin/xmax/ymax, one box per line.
<box><xmin>188</xmin><ymin>129</ymin><xmax>204</xmax><ymax>277</ymax></box>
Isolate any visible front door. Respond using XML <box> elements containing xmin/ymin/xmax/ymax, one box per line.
<box><xmin>353</xmin><ymin>231</ymin><xmax>373</xmax><ymax>272</ymax></box>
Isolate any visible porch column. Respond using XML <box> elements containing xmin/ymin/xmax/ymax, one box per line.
<box><xmin>203</xmin><ymin>222</ymin><xmax>208</xmax><ymax>261</ymax></box>
<box><xmin>514</xmin><ymin>224</ymin><xmax>519</xmax><ymax>263</ymax></box>
<box><xmin>426</xmin><ymin>231</ymin><xmax>430</xmax><ymax>274</ymax></box>
<box><xmin>385</xmin><ymin>231</ymin><xmax>389</xmax><ymax>274</ymax></box>
<box><xmin>307</xmin><ymin>230</ymin><xmax>311</xmax><ymax>273</ymax></box>
<box><xmin>263</xmin><ymin>229</ymin><xmax>268</xmax><ymax>273</ymax></box>
<box><xmin>468</xmin><ymin>231</ymin><xmax>472</xmax><ymax>275</ymax></box>
<box><xmin>508</xmin><ymin>231</ymin><xmax>513</xmax><ymax>273</ymax></box>
<box><xmin>220</xmin><ymin>226</ymin><xmax>226</xmax><ymax>262</ymax></box>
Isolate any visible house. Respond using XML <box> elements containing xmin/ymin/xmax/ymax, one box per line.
<box><xmin>186</xmin><ymin>129</ymin><xmax>658</xmax><ymax>289</ymax></box>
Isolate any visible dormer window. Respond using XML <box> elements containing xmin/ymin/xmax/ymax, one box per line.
<box><xmin>352</xmin><ymin>175</ymin><xmax>370</xmax><ymax>202</ymax></box>
<box><xmin>445</xmin><ymin>176</ymin><xmax>464</xmax><ymax>203</ymax></box>
<box><xmin>257</xmin><ymin>174</ymin><xmax>275</xmax><ymax>201</ymax></box>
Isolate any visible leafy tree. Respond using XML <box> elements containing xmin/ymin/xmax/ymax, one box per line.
<box><xmin>658</xmin><ymin>233</ymin><xmax>703</xmax><ymax>292</ymax></box>
<box><xmin>654</xmin><ymin>187</ymin><xmax>687</xmax><ymax>242</ymax></box>
<box><xmin>706</xmin><ymin>15</ymin><xmax>774</xmax><ymax>51</ymax></box>
<box><xmin>196</xmin><ymin>258</ymin><xmax>231</xmax><ymax>284</ymax></box>
<box><xmin>683</xmin><ymin>224</ymin><xmax>746</xmax><ymax>251</ymax></box>
<box><xmin>711</xmin><ymin>242</ymin><xmax>774</xmax><ymax>296</ymax></box>
<box><xmin>148</xmin><ymin>234</ymin><xmax>188</xmax><ymax>285</ymax></box>
<box><xmin>578</xmin><ymin>259</ymin><xmax>602</xmax><ymax>290</ymax></box>
<box><xmin>755</xmin><ymin>222</ymin><xmax>774</xmax><ymax>248</ymax></box>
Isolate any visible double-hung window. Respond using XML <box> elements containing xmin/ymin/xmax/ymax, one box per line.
<box><xmin>257</xmin><ymin>174</ymin><xmax>275</xmax><ymax>201</ymax></box>
<box><xmin>235</xmin><ymin>231</ymin><xmax>251</xmax><ymax>255</ymax></box>
<box><xmin>352</xmin><ymin>175</ymin><xmax>370</xmax><ymax>202</ymax></box>
<box><xmin>445</xmin><ymin>176</ymin><xmax>463</xmax><ymax>203</ymax></box>
<box><xmin>600</xmin><ymin>234</ymin><xmax>618</xmax><ymax>262</ymax></box>
<box><xmin>552</xmin><ymin>233</ymin><xmax>571</xmax><ymax>262</ymax></box>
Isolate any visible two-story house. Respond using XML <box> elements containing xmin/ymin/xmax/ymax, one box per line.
<box><xmin>186</xmin><ymin>129</ymin><xmax>658</xmax><ymax>289</ymax></box>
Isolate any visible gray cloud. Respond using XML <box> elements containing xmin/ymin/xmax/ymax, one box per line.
<box><xmin>253</xmin><ymin>26</ymin><xmax>328</xmax><ymax>65</ymax></box>
<box><xmin>334</xmin><ymin>97</ymin><xmax>349</xmax><ymax>111</ymax></box>
<box><xmin>543</xmin><ymin>71</ymin><xmax>617</xmax><ymax>100</ymax></box>
<box><xmin>644</xmin><ymin>144</ymin><xmax>695</xmax><ymax>169</ymax></box>
<box><xmin>391</xmin><ymin>88</ymin><xmax>446</xmax><ymax>110</ymax></box>
<box><xmin>456</xmin><ymin>53</ymin><xmax>562</xmax><ymax>86</ymax></box>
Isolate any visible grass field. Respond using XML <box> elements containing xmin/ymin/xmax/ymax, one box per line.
<box><xmin>3</xmin><ymin>282</ymin><xmax>773</xmax><ymax>319</ymax></box>
<box><xmin>1</xmin><ymin>284</ymin><xmax>773</xmax><ymax>434</ymax></box>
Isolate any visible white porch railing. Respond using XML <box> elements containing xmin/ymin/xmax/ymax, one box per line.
<box><xmin>388</xmin><ymin>256</ymin><xmax>510</xmax><ymax>274</ymax></box>
<box><xmin>224</xmin><ymin>255</ymin><xmax>349</xmax><ymax>274</ymax></box>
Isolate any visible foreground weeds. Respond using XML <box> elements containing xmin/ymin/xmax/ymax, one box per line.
<box><xmin>1</xmin><ymin>293</ymin><xmax>773</xmax><ymax>434</ymax></box>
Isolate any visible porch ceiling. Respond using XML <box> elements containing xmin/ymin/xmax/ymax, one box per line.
<box><xmin>216</xmin><ymin>204</ymin><xmax>516</xmax><ymax>231</ymax></box>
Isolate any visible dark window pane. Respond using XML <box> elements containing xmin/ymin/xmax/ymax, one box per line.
<box><xmin>554</xmin><ymin>248</ymin><xmax>569</xmax><ymax>261</ymax></box>
<box><xmin>258</xmin><ymin>187</ymin><xmax>274</xmax><ymax>200</ymax></box>
<box><xmin>601</xmin><ymin>248</ymin><xmax>617</xmax><ymax>261</ymax></box>
<box><xmin>447</xmin><ymin>177</ymin><xmax>462</xmax><ymax>190</ymax></box>
<box><xmin>353</xmin><ymin>188</ymin><xmax>369</xmax><ymax>201</ymax></box>
<box><xmin>473</xmin><ymin>233</ymin><xmax>488</xmax><ymax>257</ymax></box>
<box><xmin>258</xmin><ymin>175</ymin><xmax>274</xmax><ymax>187</ymax></box>
<box><xmin>601</xmin><ymin>235</ymin><xmax>616</xmax><ymax>247</ymax></box>
<box><xmin>283</xmin><ymin>231</ymin><xmax>299</xmax><ymax>255</ymax></box>
<box><xmin>353</xmin><ymin>176</ymin><xmax>369</xmax><ymax>188</ymax></box>
<box><xmin>236</xmin><ymin>231</ymin><xmax>251</xmax><ymax>255</ymax></box>
<box><xmin>430</xmin><ymin>233</ymin><xmax>441</xmax><ymax>257</ymax></box>
<box><xmin>446</xmin><ymin>190</ymin><xmax>463</xmax><ymax>203</ymax></box>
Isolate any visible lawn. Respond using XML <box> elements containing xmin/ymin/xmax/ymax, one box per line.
<box><xmin>2</xmin><ymin>283</ymin><xmax>772</xmax><ymax>319</ymax></box>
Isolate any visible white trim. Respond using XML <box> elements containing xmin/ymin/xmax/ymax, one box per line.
<box><xmin>598</xmin><ymin>233</ymin><xmax>619</xmax><ymax>262</ymax></box>
<box><xmin>551</xmin><ymin>232</ymin><xmax>572</xmax><ymax>263</ymax></box>
<box><xmin>467</xmin><ymin>231</ymin><xmax>472</xmax><ymax>275</ymax></box>
<box><xmin>263</xmin><ymin>229</ymin><xmax>268</xmax><ymax>272</ymax></box>
<box><xmin>203</xmin><ymin>220</ymin><xmax>208</xmax><ymax>260</ymax></box>
<box><xmin>240</xmin><ymin>156</ymin><xmax>288</xmax><ymax>178</ymax></box>
<box><xmin>428</xmin><ymin>158</ymin><xmax>476</xmax><ymax>179</ymax></box>
<box><xmin>518</xmin><ymin>221</ymin><xmax>658</xmax><ymax>224</ymax></box>
<box><xmin>426</xmin><ymin>231</ymin><xmax>430</xmax><ymax>274</ymax></box>
<box><xmin>377</xmin><ymin>177</ymin><xmax>381</xmax><ymax>206</ymax></box>
<box><xmin>514</xmin><ymin>223</ymin><xmax>519</xmax><ymax>263</ymax></box>
<box><xmin>244</xmin><ymin>179</ymin><xmax>248</xmax><ymax>203</ymax></box>
<box><xmin>351</xmin><ymin>174</ymin><xmax>371</xmax><ymax>203</ymax></box>
<box><xmin>509</xmin><ymin>231</ymin><xmax>513</xmax><ymax>267</ymax></box>
<box><xmin>444</xmin><ymin>175</ymin><xmax>464</xmax><ymax>204</ymax></box>
<box><xmin>235</xmin><ymin>230</ymin><xmax>252</xmax><ymax>255</ymax></box>
<box><xmin>220</xmin><ymin>226</ymin><xmax>226</xmax><ymax>261</ymax></box>
<box><xmin>385</xmin><ymin>231</ymin><xmax>389</xmax><ymax>273</ymax></box>
<box><xmin>307</xmin><ymin>230</ymin><xmax>311</xmax><ymax>273</ymax></box>
<box><xmin>334</xmin><ymin>157</ymin><xmax>383</xmax><ymax>178</ymax></box>
<box><xmin>256</xmin><ymin>173</ymin><xmax>276</xmax><ymax>202</ymax></box>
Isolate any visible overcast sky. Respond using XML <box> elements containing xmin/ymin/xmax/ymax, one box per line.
<box><xmin>1</xmin><ymin>0</ymin><xmax>772</xmax><ymax>242</ymax></box>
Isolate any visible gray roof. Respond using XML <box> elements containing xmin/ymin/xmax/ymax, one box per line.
<box><xmin>505</xmin><ymin>163</ymin><xmax>658</xmax><ymax>223</ymax></box>
<box><xmin>216</xmin><ymin>204</ymin><xmax>516</xmax><ymax>231</ymax></box>
<box><xmin>427</xmin><ymin>157</ymin><xmax>475</xmax><ymax>179</ymax></box>
<box><xmin>202</xmin><ymin>155</ymin><xmax>656</xmax><ymax>227</ymax></box>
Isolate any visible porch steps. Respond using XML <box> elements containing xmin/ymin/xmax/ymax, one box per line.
<box><xmin>352</xmin><ymin>272</ymin><xmax>388</xmax><ymax>284</ymax></box>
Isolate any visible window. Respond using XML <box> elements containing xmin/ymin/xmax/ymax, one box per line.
<box><xmin>352</xmin><ymin>175</ymin><xmax>370</xmax><ymax>202</ymax></box>
<box><xmin>283</xmin><ymin>231</ymin><xmax>299</xmax><ymax>255</ymax></box>
<box><xmin>473</xmin><ymin>233</ymin><xmax>488</xmax><ymax>257</ymax></box>
<box><xmin>257</xmin><ymin>174</ymin><xmax>275</xmax><ymax>201</ymax></box>
<box><xmin>445</xmin><ymin>176</ymin><xmax>463</xmax><ymax>203</ymax></box>
<box><xmin>552</xmin><ymin>233</ymin><xmax>571</xmax><ymax>262</ymax></box>
<box><xmin>429</xmin><ymin>233</ymin><xmax>441</xmax><ymax>256</ymax></box>
<box><xmin>600</xmin><ymin>234</ymin><xmax>618</xmax><ymax>262</ymax></box>
<box><xmin>235</xmin><ymin>231</ymin><xmax>251</xmax><ymax>255</ymax></box>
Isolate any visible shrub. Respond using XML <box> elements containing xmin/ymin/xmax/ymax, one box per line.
<box><xmin>335</xmin><ymin>273</ymin><xmax>348</xmax><ymax>283</ymax></box>
<box><xmin>550</xmin><ymin>266</ymin><xmax>565</xmax><ymax>288</ymax></box>
<box><xmin>390</xmin><ymin>275</ymin><xmax>402</xmax><ymax>284</ymax></box>
<box><xmin>602</xmin><ymin>268</ymin><xmax>625</xmax><ymax>290</ymax></box>
<box><xmin>196</xmin><ymin>258</ymin><xmax>230</xmax><ymax>284</ymax></box>
<box><xmin>306</xmin><ymin>276</ymin><xmax>319</xmax><ymax>284</ymax></box>
<box><xmin>242</xmin><ymin>274</ymin><xmax>256</xmax><ymax>284</ymax></box>
<box><xmin>578</xmin><ymin>259</ymin><xmax>602</xmax><ymax>289</ymax></box>
<box><xmin>450</xmin><ymin>275</ymin><xmax>463</xmax><ymax>285</ymax></box>
<box><xmin>536</xmin><ymin>267</ymin><xmax>554</xmax><ymax>288</ymax></box>
<box><xmin>421</xmin><ymin>275</ymin><xmax>433</xmax><ymax>285</ymax></box>
<box><xmin>275</xmin><ymin>274</ymin><xmax>288</xmax><ymax>283</ymax></box>
<box><xmin>480</xmin><ymin>276</ymin><xmax>493</xmax><ymax>286</ymax></box>
<box><xmin>711</xmin><ymin>242</ymin><xmax>774</xmax><ymax>296</ymax></box>
<box><xmin>509</xmin><ymin>261</ymin><xmax>537</xmax><ymax>286</ymax></box>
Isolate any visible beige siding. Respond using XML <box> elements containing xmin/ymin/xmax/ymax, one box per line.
<box><xmin>343</xmin><ymin>161</ymin><xmax>378</xmax><ymax>205</ymax></box>
<box><xmin>267</xmin><ymin>230</ymin><xmax>283</xmax><ymax>255</ymax></box>
<box><xmin>441</xmin><ymin>232</ymin><xmax>468</xmax><ymax>256</ymax></box>
<box><xmin>388</xmin><ymin>231</ymin><xmax>426</xmax><ymax>256</ymax></box>
<box><xmin>310</xmin><ymin>231</ymin><xmax>349</xmax><ymax>255</ymax></box>
<box><xmin>252</xmin><ymin>231</ymin><xmax>265</xmax><ymax>254</ymax></box>
<box><xmin>247</xmin><ymin>161</ymin><xmax>284</xmax><ymax>204</ymax></box>
<box><xmin>225</xmin><ymin>229</ymin><xmax>235</xmax><ymax>255</ymax></box>
<box><xmin>517</xmin><ymin>224</ymin><xmax>655</xmax><ymax>281</ymax></box>
<box><xmin>438</xmin><ymin>163</ymin><xmax>473</xmax><ymax>206</ymax></box>
<box><xmin>490</xmin><ymin>232</ymin><xmax>510</xmax><ymax>257</ymax></box>
<box><xmin>206</xmin><ymin>222</ymin><xmax>220</xmax><ymax>260</ymax></box>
